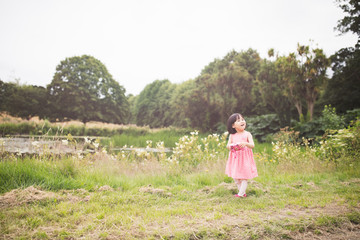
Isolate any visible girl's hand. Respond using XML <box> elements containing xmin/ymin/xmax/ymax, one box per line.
<box><xmin>236</xmin><ymin>142</ymin><xmax>246</xmax><ymax>148</ymax></box>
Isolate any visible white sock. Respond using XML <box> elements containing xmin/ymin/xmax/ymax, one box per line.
<box><xmin>234</xmin><ymin>179</ymin><xmax>241</xmax><ymax>192</ymax></box>
<box><xmin>238</xmin><ymin>180</ymin><xmax>248</xmax><ymax>196</ymax></box>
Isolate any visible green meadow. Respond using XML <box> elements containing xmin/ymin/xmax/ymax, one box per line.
<box><xmin>0</xmin><ymin>123</ymin><xmax>359</xmax><ymax>239</ymax></box>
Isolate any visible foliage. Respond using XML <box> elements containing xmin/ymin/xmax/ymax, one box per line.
<box><xmin>275</xmin><ymin>53</ymin><xmax>305</xmax><ymax>121</ymax></box>
<box><xmin>0</xmin><ymin>122</ymin><xmax>37</xmax><ymax>136</ymax></box>
<box><xmin>322</xmin><ymin>47</ymin><xmax>360</xmax><ymax>113</ymax></box>
<box><xmin>297</xmin><ymin>44</ymin><xmax>330</xmax><ymax>121</ymax></box>
<box><xmin>169</xmin><ymin>80</ymin><xmax>196</xmax><ymax>128</ymax></box>
<box><xmin>271</xmin><ymin>115</ymin><xmax>360</xmax><ymax>168</ymax></box>
<box><xmin>47</xmin><ymin>55</ymin><xmax>129</xmax><ymax>124</ymax></box>
<box><xmin>335</xmin><ymin>0</ymin><xmax>360</xmax><ymax>42</ymax></box>
<box><xmin>0</xmin><ymin>121</ymin><xmax>185</xmax><ymax>139</ymax></box>
<box><xmin>0</xmin><ymin>81</ymin><xmax>48</xmax><ymax>119</ymax></box>
<box><xmin>271</xmin><ymin>128</ymin><xmax>321</xmax><ymax>172</ymax></box>
<box><xmin>317</xmin><ymin>119</ymin><xmax>360</xmax><ymax>163</ymax></box>
<box><xmin>294</xmin><ymin>105</ymin><xmax>346</xmax><ymax>139</ymax></box>
<box><xmin>321</xmin><ymin>0</ymin><xmax>360</xmax><ymax>113</ymax></box>
<box><xmin>103</xmin><ymin>127</ymin><xmax>193</xmax><ymax>148</ymax></box>
<box><xmin>167</xmin><ymin>131</ymin><xmax>228</xmax><ymax>168</ymax></box>
<box><xmin>246</xmin><ymin>114</ymin><xmax>280</xmax><ymax>142</ymax></box>
<box><xmin>134</xmin><ymin>79</ymin><xmax>175</xmax><ymax>128</ymax></box>
<box><xmin>344</xmin><ymin>108</ymin><xmax>360</xmax><ymax>125</ymax></box>
<box><xmin>319</xmin><ymin>105</ymin><xmax>346</xmax><ymax>130</ymax></box>
<box><xmin>274</xmin><ymin>43</ymin><xmax>330</xmax><ymax>122</ymax></box>
<box><xmin>255</xmin><ymin>59</ymin><xmax>293</xmax><ymax>127</ymax></box>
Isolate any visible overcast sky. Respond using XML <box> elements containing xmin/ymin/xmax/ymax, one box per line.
<box><xmin>0</xmin><ymin>0</ymin><xmax>357</xmax><ymax>95</ymax></box>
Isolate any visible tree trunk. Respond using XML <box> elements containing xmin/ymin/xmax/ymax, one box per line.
<box><xmin>295</xmin><ymin>101</ymin><xmax>303</xmax><ymax>121</ymax></box>
<box><xmin>307</xmin><ymin>100</ymin><xmax>315</xmax><ymax>121</ymax></box>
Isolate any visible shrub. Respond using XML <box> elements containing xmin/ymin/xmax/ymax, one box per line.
<box><xmin>246</xmin><ymin>114</ymin><xmax>280</xmax><ymax>142</ymax></box>
<box><xmin>319</xmin><ymin>105</ymin><xmax>345</xmax><ymax>131</ymax></box>
<box><xmin>167</xmin><ymin>131</ymin><xmax>228</xmax><ymax>168</ymax></box>
<box><xmin>294</xmin><ymin>105</ymin><xmax>346</xmax><ymax>140</ymax></box>
<box><xmin>316</xmin><ymin>119</ymin><xmax>360</xmax><ymax>163</ymax></box>
<box><xmin>343</xmin><ymin>108</ymin><xmax>360</xmax><ymax>126</ymax></box>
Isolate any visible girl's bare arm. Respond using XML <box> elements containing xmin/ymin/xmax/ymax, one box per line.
<box><xmin>245</xmin><ymin>132</ymin><xmax>255</xmax><ymax>149</ymax></box>
<box><xmin>226</xmin><ymin>135</ymin><xmax>232</xmax><ymax>150</ymax></box>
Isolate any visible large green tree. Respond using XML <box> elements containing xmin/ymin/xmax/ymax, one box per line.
<box><xmin>275</xmin><ymin>44</ymin><xmax>329</xmax><ymax>121</ymax></box>
<box><xmin>0</xmin><ymin>80</ymin><xmax>48</xmax><ymax>119</ymax></box>
<box><xmin>170</xmin><ymin>80</ymin><xmax>197</xmax><ymax>128</ymax></box>
<box><xmin>47</xmin><ymin>55</ymin><xmax>129</xmax><ymax>124</ymax></box>
<box><xmin>321</xmin><ymin>0</ymin><xmax>360</xmax><ymax>113</ymax></box>
<box><xmin>255</xmin><ymin>57</ymin><xmax>293</xmax><ymax>127</ymax></box>
<box><xmin>297</xmin><ymin>44</ymin><xmax>330</xmax><ymax>120</ymax></box>
<box><xmin>189</xmin><ymin>49</ymin><xmax>260</xmax><ymax>131</ymax></box>
<box><xmin>323</xmin><ymin>47</ymin><xmax>360</xmax><ymax>112</ymax></box>
<box><xmin>335</xmin><ymin>0</ymin><xmax>360</xmax><ymax>46</ymax></box>
<box><xmin>276</xmin><ymin>53</ymin><xmax>305</xmax><ymax>121</ymax></box>
<box><xmin>134</xmin><ymin>79</ymin><xmax>175</xmax><ymax>128</ymax></box>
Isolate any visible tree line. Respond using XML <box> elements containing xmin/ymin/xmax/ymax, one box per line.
<box><xmin>1</xmin><ymin>0</ymin><xmax>359</xmax><ymax>133</ymax></box>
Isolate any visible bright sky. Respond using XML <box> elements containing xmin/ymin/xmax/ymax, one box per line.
<box><xmin>0</xmin><ymin>0</ymin><xmax>357</xmax><ymax>95</ymax></box>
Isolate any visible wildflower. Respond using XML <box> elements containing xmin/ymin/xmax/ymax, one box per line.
<box><xmin>62</xmin><ymin>139</ymin><xmax>69</xmax><ymax>145</ymax></box>
<box><xmin>190</xmin><ymin>130</ymin><xmax>199</xmax><ymax>136</ymax></box>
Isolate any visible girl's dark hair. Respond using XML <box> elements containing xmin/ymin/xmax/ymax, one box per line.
<box><xmin>227</xmin><ymin>113</ymin><xmax>243</xmax><ymax>134</ymax></box>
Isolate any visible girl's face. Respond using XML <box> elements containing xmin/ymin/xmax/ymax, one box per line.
<box><xmin>232</xmin><ymin>116</ymin><xmax>246</xmax><ymax>132</ymax></box>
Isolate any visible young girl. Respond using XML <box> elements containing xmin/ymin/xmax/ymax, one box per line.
<box><xmin>225</xmin><ymin>113</ymin><xmax>258</xmax><ymax>198</ymax></box>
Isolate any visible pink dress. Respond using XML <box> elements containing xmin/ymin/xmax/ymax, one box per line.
<box><xmin>225</xmin><ymin>131</ymin><xmax>258</xmax><ymax>179</ymax></box>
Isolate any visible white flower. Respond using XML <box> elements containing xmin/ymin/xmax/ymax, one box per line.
<box><xmin>190</xmin><ymin>131</ymin><xmax>199</xmax><ymax>136</ymax></box>
<box><xmin>62</xmin><ymin>139</ymin><xmax>69</xmax><ymax>145</ymax></box>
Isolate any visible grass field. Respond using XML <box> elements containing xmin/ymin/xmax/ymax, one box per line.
<box><xmin>1</xmin><ymin>145</ymin><xmax>359</xmax><ymax>239</ymax></box>
<box><xmin>0</xmin><ymin>117</ymin><xmax>359</xmax><ymax>239</ymax></box>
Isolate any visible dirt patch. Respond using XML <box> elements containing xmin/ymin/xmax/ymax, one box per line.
<box><xmin>97</xmin><ymin>185</ymin><xmax>114</xmax><ymax>192</ymax></box>
<box><xmin>60</xmin><ymin>188</ymin><xmax>91</xmax><ymax>203</ymax></box>
<box><xmin>0</xmin><ymin>186</ymin><xmax>58</xmax><ymax>207</ymax></box>
<box><xmin>0</xmin><ymin>186</ymin><xmax>94</xmax><ymax>207</ymax></box>
<box><xmin>139</xmin><ymin>185</ymin><xmax>173</xmax><ymax>197</ymax></box>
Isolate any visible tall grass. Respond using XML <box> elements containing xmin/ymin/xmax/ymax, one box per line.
<box><xmin>101</xmin><ymin>129</ymin><xmax>204</xmax><ymax>148</ymax></box>
<box><xmin>1</xmin><ymin>121</ymin><xmax>359</xmax><ymax>239</ymax></box>
<box><xmin>0</xmin><ymin>120</ymin><xmax>193</xmax><ymax>138</ymax></box>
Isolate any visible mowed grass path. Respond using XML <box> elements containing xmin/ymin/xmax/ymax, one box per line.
<box><xmin>1</xmin><ymin>155</ymin><xmax>359</xmax><ymax>239</ymax></box>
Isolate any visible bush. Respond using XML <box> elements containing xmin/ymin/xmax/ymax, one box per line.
<box><xmin>0</xmin><ymin>122</ymin><xmax>37</xmax><ymax>136</ymax></box>
<box><xmin>294</xmin><ymin>105</ymin><xmax>347</xmax><ymax>140</ymax></box>
<box><xmin>246</xmin><ymin>114</ymin><xmax>280</xmax><ymax>142</ymax></box>
<box><xmin>316</xmin><ymin>119</ymin><xmax>360</xmax><ymax>163</ymax></box>
<box><xmin>319</xmin><ymin>105</ymin><xmax>345</xmax><ymax>131</ymax></box>
<box><xmin>343</xmin><ymin>108</ymin><xmax>360</xmax><ymax>126</ymax></box>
